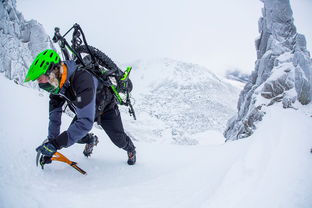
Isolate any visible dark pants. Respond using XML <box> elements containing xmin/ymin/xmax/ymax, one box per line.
<box><xmin>76</xmin><ymin>106</ymin><xmax>135</xmax><ymax>152</ymax></box>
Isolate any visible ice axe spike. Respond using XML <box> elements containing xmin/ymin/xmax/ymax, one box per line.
<box><xmin>51</xmin><ymin>152</ymin><xmax>87</xmax><ymax>175</ymax></box>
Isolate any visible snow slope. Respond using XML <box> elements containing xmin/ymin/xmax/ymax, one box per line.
<box><xmin>122</xmin><ymin>58</ymin><xmax>241</xmax><ymax>145</ymax></box>
<box><xmin>0</xmin><ymin>75</ymin><xmax>312</xmax><ymax>208</ymax></box>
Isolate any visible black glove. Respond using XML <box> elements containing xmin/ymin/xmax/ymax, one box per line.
<box><xmin>36</xmin><ymin>142</ymin><xmax>57</xmax><ymax>157</ymax></box>
<box><xmin>39</xmin><ymin>156</ymin><xmax>52</xmax><ymax>168</ymax></box>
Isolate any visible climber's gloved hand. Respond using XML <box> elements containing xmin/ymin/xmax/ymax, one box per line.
<box><xmin>36</xmin><ymin>142</ymin><xmax>57</xmax><ymax>157</ymax></box>
<box><xmin>39</xmin><ymin>155</ymin><xmax>52</xmax><ymax>168</ymax></box>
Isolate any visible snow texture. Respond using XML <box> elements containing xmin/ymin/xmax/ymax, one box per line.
<box><xmin>224</xmin><ymin>0</ymin><xmax>312</xmax><ymax>141</ymax></box>
<box><xmin>122</xmin><ymin>58</ymin><xmax>241</xmax><ymax>145</ymax></box>
<box><xmin>1</xmin><ymin>73</ymin><xmax>312</xmax><ymax>208</ymax></box>
<box><xmin>0</xmin><ymin>0</ymin><xmax>54</xmax><ymax>86</ymax></box>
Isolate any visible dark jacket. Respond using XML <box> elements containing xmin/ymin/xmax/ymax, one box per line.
<box><xmin>48</xmin><ymin>60</ymin><xmax>116</xmax><ymax>149</ymax></box>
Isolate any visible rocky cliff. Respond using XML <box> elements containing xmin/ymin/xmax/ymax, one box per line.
<box><xmin>224</xmin><ymin>0</ymin><xmax>312</xmax><ymax>141</ymax></box>
<box><xmin>0</xmin><ymin>0</ymin><xmax>54</xmax><ymax>86</ymax></box>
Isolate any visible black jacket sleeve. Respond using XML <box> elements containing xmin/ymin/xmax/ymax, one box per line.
<box><xmin>53</xmin><ymin>70</ymin><xmax>98</xmax><ymax>149</ymax></box>
<box><xmin>48</xmin><ymin>94</ymin><xmax>65</xmax><ymax>139</ymax></box>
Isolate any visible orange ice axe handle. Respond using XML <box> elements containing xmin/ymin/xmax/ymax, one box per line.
<box><xmin>51</xmin><ymin>152</ymin><xmax>87</xmax><ymax>175</ymax></box>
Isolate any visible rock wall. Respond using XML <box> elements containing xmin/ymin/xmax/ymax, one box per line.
<box><xmin>224</xmin><ymin>0</ymin><xmax>312</xmax><ymax>141</ymax></box>
<box><xmin>0</xmin><ymin>0</ymin><xmax>54</xmax><ymax>85</ymax></box>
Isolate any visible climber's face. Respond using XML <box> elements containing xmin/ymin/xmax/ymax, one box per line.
<box><xmin>37</xmin><ymin>67</ymin><xmax>61</xmax><ymax>94</ymax></box>
<box><xmin>37</xmin><ymin>74</ymin><xmax>49</xmax><ymax>84</ymax></box>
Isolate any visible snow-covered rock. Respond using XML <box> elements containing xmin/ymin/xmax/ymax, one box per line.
<box><xmin>224</xmin><ymin>0</ymin><xmax>312</xmax><ymax>141</ymax></box>
<box><xmin>225</xmin><ymin>69</ymin><xmax>250</xmax><ymax>83</ymax></box>
<box><xmin>123</xmin><ymin>58</ymin><xmax>241</xmax><ymax>144</ymax></box>
<box><xmin>0</xmin><ymin>0</ymin><xmax>54</xmax><ymax>85</ymax></box>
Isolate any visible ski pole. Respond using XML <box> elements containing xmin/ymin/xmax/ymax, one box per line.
<box><xmin>51</xmin><ymin>152</ymin><xmax>87</xmax><ymax>175</ymax></box>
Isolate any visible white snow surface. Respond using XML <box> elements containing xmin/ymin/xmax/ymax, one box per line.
<box><xmin>121</xmin><ymin>58</ymin><xmax>241</xmax><ymax>145</ymax></box>
<box><xmin>0</xmin><ymin>75</ymin><xmax>312</xmax><ymax>208</ymax></box>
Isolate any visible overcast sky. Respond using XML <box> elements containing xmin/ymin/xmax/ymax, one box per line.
<box><xmin>16</xmin><ymin>0</ymin><xmax>312</xmax><ymax>75</ymax></box>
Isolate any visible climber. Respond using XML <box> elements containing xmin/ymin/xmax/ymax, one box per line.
<box><xmin>24</xmin><ymin>49</ymin><xmax>136</xmax><ymax>167</ymax></box>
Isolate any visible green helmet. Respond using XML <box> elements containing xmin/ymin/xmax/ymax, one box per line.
<box><xmin>24</xmin><ymin>49</ymin><xmax>61</xmax><ymax>82</ymax></box>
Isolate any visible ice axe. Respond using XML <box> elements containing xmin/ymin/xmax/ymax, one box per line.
<box><xmin>36</xmin><ymin>151</ymin><xmax>87</xmax><ymax>175</ymax></box>
<box><xmin>51</xmin><ymin>152</ymin><xmax>87</xmax><ymax>175</ymax></box>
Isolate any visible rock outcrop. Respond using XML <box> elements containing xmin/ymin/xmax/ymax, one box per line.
<box><xmin>224</xmin><ymin>0</ymin><xmax>312</xmax><ymax>141</ymax></box>
<box><xmin>0</xmin><ymin>0</ymin><xmax>54</xmax><ymax>85</ymax></box>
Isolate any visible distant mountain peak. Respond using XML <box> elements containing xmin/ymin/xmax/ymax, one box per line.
<box><xmin>225</xmin><ymin>69</ymin><xmax>250</xmax><ymax>83</ymax></box>
<box><xmin>125</xmin><ymin>58</ymin><xmax>241</xmax><ymax>144</ymax></box>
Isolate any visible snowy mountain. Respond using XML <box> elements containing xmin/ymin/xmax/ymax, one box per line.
<box><xmin>1</xmin><ymin>0</ymin><xmax>312</xmax><ymax>207</ymax></box>
<box><xmin>225</xmin><ymin>69</ymin><xmax>250</xmax><ymax>83</ymax></box>
<box><xmin>224</xmin><ymin>0</ymin><xmax>312</xmax><ymax>141</ymax></box>
<box><xmin>0</xmin><ymin>0</ymin><xmax>54</xmax><ymax>86</ymax></box>
<box><xmin>122</xmin><ymin>58</ymin><xmax>241</xmax><ymax>144</ymax></box>
<box><xmin>1</xmin><ymin>71</ymin><xmax>312</xmax><ymax>208</ymax></box>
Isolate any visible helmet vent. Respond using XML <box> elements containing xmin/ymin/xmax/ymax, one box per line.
<box><xmin>25</xmin><ymin>49</ymin><xmax>61</xmax><ymax>82</ymax></box>
<box><xmin>40</xmin><ymin>61</ymin><xmax>45</xmax><ymax>68</ymax></box>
